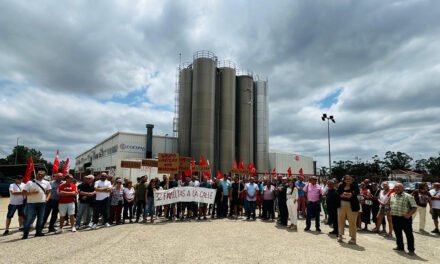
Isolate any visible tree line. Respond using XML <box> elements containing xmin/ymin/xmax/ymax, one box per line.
<box><xmin>321</xmin><ymin>151</ymin><xmax>440</xmax><ymax>182</ymax></box>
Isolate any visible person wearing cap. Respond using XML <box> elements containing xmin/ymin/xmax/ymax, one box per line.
<box><xmin>3</xmin><ymin>175</ymin><xmax>26</xmax><ymax>236</ymax></box>
<box><xmin>91</xmin><ymin>172</ymin><xmax>112</xmax><ymax>229</ymax></box>
<box><xmin>22</xmin><ymin>168</ymin><xmax>52</xmax><ymax>239</ymax></box>
<box><xmin>43</xmin><ymin>172</ymin><xmax>63</xmax><ymax>233</ymax></box>
<box><xmin>57</xmin><ymin>175</ymin><xmax>77</xmax><ymax>233</ymax></box>
<box><xmin>303</xmin><ymin>176</ymin><xmax>323</xmax><ymax>232</ymax></box>
<box><xmin>76</xmin><ymin>175</ymin><xmax>95</xmax><ymax>229</ymax></box>
<box><xmin>109</xmin><ymin>179</ymin><xmax>124</xmax><ymax>225</ymax></box>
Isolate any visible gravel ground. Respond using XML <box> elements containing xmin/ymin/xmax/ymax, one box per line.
<box><xmin>0</xmin><ymin>197</ymin><xmax>439</xmax><ymax>264</ymax></box>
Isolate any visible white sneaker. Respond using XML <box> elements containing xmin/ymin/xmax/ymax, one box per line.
<box><xmin>88</xmin><ymin>223</ymin><xmax>93</xmax><ymax>228</ymax></box>
<box><xmin>91</xmin><ymin>224</ymin><xmax>97</xmax><ymax>230</ymax></box>
<box><xmin>71</xmin><ymin>227</ymin><xmax>77</xmax><ymax>232</ymax></box>
<box><xmin>105</xmin><ymin>223</ymin><xmax>111</xmax><ymax>227</ymax></box>
<box><xmin>56</xmin><ymin>229</ymin><xmax>64</xmax><ymax>234</ymax></box>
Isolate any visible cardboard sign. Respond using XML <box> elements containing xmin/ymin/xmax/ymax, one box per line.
<box><xmin>154</xmin><ymin>187</ymin><xmax>216</xmax><ymax>206</ymax></box>
<box><xmin>193</xmin><ymin>165</ymin><xmax>211</xmax><ymax>172</ymax></box>
<box><xmin>231</xmin><ymin>168</ymin><xmax>249</xmax><ymax>174</ymax></box>
<box><xmin>142</xmin><ymin>159</ymin><xmax>158</xmax><ymax>167</ymax></box>
<box><xmin>121</xmin><ymin>160</ymin><xmax>141</xmax><ymax>169</ymax></box>
<box><xmin>178</xmin><ymin>156</ymin><xmax>192</xmax><ymax>171</ymax></box>
<box><xmin>158</xmin><ymin>153</ymin><xmax>179</xmax><ymax>174</ymax></box>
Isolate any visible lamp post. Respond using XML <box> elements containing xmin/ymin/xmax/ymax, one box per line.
<box><xmin>15</xmin><ymin>137</ymin><xmax>19</xmax><ymax>165</ymax></box>
<box><xmin>321</xmin><ymin>114</ymin><xmax>335</xmax><ymax>177</ymax></box>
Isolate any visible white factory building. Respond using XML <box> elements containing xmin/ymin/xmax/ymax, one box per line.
<box><xmin>75</xmin><ymin>130</ymin><xmax>316</xmax><ymax>181</ymax></box>
<box><xmin>75</xmin><ymin>132</ymin><xmax>177</xmax><ymax>181</ymax></box>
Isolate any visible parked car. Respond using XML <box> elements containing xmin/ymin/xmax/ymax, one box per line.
<box><xmin>0</xmin><ymin>177</ymin><xmax>15</xmax><ymax>197</ymax></box>
<box><xmin>403</xmin><ymin>182</ymin><xmax>417</xmax><ymax>193</ymax></box>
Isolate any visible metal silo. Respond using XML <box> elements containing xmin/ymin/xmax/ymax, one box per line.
<box><xmin>191</xmin><ymin>51</ymin><xmax>217</xmax><ymax>173</ymax></box>
<box><xmin>254</xmin><ymin>79</ymin><xmax>269</xmax><ymax>173</ymax></box>
<box><xmin>236</xmin><ymin>71</ymin><xmax>254</xmax><ymax>166</ymax></box>
<box><xmin>217</xmin><ymin>61</ymin><xmax>236</xmax><ymax>173</ymax></box>
<box><xmin>178</xmin><ymin>63</ymin><xmax>193</xmax><ymax>156</ymax></box>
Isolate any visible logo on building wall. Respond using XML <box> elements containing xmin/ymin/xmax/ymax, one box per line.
<box><xmin>119</xmin><ymin>143</ymin><xmax>146</xmax><ymax>153</ymax></box>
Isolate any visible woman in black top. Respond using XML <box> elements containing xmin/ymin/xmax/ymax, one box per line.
<box><xmin>337</xmin><ymin>175</ymin><xmax>360</xmax><ymax>245</ymax></box>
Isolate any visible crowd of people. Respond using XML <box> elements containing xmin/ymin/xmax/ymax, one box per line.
<box><xmin>3</xmin><ymin>167</ymin><xmax>440</xmax><ymax>256</ymax></box>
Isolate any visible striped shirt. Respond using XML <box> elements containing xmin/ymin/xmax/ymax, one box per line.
<box><xmin>390</xmin><ymin>192</ymin><xmax>417</xmax><ymax>217</ymax></box>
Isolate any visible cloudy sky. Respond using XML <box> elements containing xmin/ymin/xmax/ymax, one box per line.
<box><xmin>1</xmin><ymin>0</ymin><xmax>439</xmax><ymax>168</ymax></box>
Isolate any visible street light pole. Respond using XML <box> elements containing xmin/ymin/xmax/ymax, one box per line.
<box><xmin>321</xmin><ymin>114</ymin><xmax>335</xmax><ymax>177</ymax></box>
<box><xmin>15</xmin><ymin>137</ymin><xmax>19</xmax><ymax>165</ymax></box>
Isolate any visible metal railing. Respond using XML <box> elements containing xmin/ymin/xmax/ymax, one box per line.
<box><xmin>193</xmin><ymin>50</ymin><xmax>217</xmax><ymax>61</ymax></box>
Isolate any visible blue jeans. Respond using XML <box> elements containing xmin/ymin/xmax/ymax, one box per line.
<box><xmin>76</xmin><ymin>203</ymin><xmax>91</xmax><ymax>226</ymax></box>
<box><xmin>306</xmin><ymin>201</ymin><xmax>321</xmax><ymax>229</ymax></box>
<box><xmin>145</xmin><ymin>197</ymin><xmax>155</xmax><ymax>217</ymax></box>
<box><xmin>24</xmin><ymin>202</ymin><xmax>46</xmax><ymax>234</ymax></box>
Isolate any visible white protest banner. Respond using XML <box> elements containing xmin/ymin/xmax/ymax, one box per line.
<box><xmin>154</xmin><ymin>187</ymin><xmax>216</xmax><ymax>206</ymax></box>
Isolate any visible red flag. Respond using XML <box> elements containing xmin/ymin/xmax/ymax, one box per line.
<box><xmin>272</xmin><ymin>168</ymin><xmax>277</xmax><ymax>178</ymax></box>
<box><xmin>299</xmin><ymin>168</ymin><xmax>304</xmax><ymax>177</ymax></box>
<box><xmin>239</xmin><ymin>160</ymin><xmax>245</xmax><ymax>169</ymax></box>
<box><xmin>294</xmin><ymin>155</ymin><xmax>300</xmax><ymax>161</ymax></box>
<box><xmin>23</xmin><ymin>156</ymin><xmax>34</xmax><ymax>183</ymax></box>
<box><xmin>287</xmin><ymin>167</ymin><xmax>292</xmax><ymax>177</ymax></box>
<box><xmin>247</xmin><ymin>163</ymin><xmax>256</xmax><ymax>176</ymax></box>
<box><xmin>62</xmin><ymin>158</ymin><xmax>70</xmax><ymax>176</ymax></box>
<box><xmin>184</xmin><ymin>170</ymin><xmax>191</xmax><ymax>177</ymax></box>
<box><xmin>52</xmin><ymin>150</ymin><xmax>59</xmax><ymax>174</ymax></box>
<box><xmin>200</xmin><ymin>155</ymin><xmax>207</xmax><ymax>166</ymax></box>
<box><xmin>233</xmin><ymin>160</ymin><xmax>238</xmax><ymax>170</ymax></box>
<box><xmin>387</xmin><ymin>188</ymin><xmax>395</xmax><ymax>198</ymax></box>
<box><xmin>217</xmin><ymin>170</ymin><xmax>224</xmax><ymax>180</ymax></box>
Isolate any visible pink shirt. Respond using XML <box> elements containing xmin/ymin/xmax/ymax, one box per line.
<box><xmin>304</xmin><ymin>183</ymin><xmax>322</xmax><ymax>202</ymax></box>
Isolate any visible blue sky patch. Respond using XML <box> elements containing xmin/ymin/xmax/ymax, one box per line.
<box><xmin>318</xmin><ymin>87</ymin><xmax>343</xmax><ymax>109</ymax></box>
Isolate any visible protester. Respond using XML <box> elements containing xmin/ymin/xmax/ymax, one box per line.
<box><xmin>320</xmin><ymin>179</ymin><xmax>328</xmax><ymax>223</ymax></box>
<box><xmin>146</xmin><ymin>178</ymin><xmax>158</xmax><ymax>223</ymax></box>
<box><xmin>135</xmin><ymin>176</ymin><xmax>147</xmax><ymax>222</ymax></box>
<box><xmin>167</xmin><ymin>175</ymin><xmax>179</xmax><ymax>220</ymax></box>
<box><xmin>3</xmin><ymin>175</ymin><xmax>25</xmax><ymax>236</ymax></box>
<box><xmin>43</xmin><ymin>172</ymin><xmax>62</xmax><ymax>233</ymax></box>
<box><xmin>430</xmin><ymin>182</ymin><xmax>440</xmax><ymax>233</ymax></box>
<box><xmin>22</xmin><ymin>168</ymin><xmax>52</xmax><ymax>239</ymax></box>
<box><xmin>295</xmin><ymin>177</ymin><xmax>306</xmax><ymax>217</ymax></box>
<box><xmin>198</xmin><ymin>176</ymin><xmax>211</xmax><ymax>220</ymax></box>
<box><xmin>374</xmin><ymin>181</ymin><xmax>393</xmax><ymax>236</ymax></box>
<box><xmin>286</xmin><ymin>179</ymin><xmax>298</xmax><ymax>230</ymax></box>
<box><xmin>57</xmin><ymin>175</ymin><xmax>77</xmax><ymax>233</ymax></box>
<box><xmin>277</xmin><ymin>177</ymin><xmax>288</xmax><ymax>226</ymax></box>
<box><xmin>244</xmin><ymin>177</ymin><xmax>259</xmax><ymax>220</ymax></box>
<box><xmin>109</xmin><ymin>179</ymin><xmax>124</xmax><ymax>225</ymax></box>
<box><xmin>262</xmin><ymin>179</ymin><xmax>275</xmax><ymax>221</ymax></box>
<box><xmin>91</xmin><ymin>172</ymin><xmax>112</xmax><ymax>229</ymax></box>
<box><xmin>370</xmin><ymin>183</ymin><xmax>381</xmax><ymax>230</ymax></box>
<box><xmin>337</xmin><ymin>175</ymin><xmax>359</xmax><ymax>245</ymax></box>
<box><xmin>326</xmin><ymin>180</ymin><xmax>340</xmax><ymax>235</ymax></box>
<box><xmin>390</xmin><ymin>183</ymin><xmax>417</xmax><ymax>255</ymax></box>
<box><xmin>211</xmin><ymin>178</ymin><xmax>222</xmax><ymax>218</ymax></box>
<box><xmin>76</xmin><ymin>175</ymin><xmax>95</xmax><ymax>230</ymax></box>
<box><xmin>229</xmin><ymin>176</ymin><xmax>244</xmax><ymax>218</ymax></box>
<box><xmin>304</xmin><ymin>176</ymin><xmax>322</xmax><ymax>232</ymax></box>
<box><xmin>359</xmin><ymin>182</ymin><xmax>373</xmax><ymax>231</ymax></box>
<box><xmin>123</xmin><ymin>181</ymin><xmax>135</xmax><ymax>223</ymax></box>
<box><xmin>410</xmin><ymin>182</ymin><xmax>431</xmax><ymax>232</ymax></box>
<box><xmin>219</xmin><ymin>177</ymin><xmax>231</xmax><ymax>218</ymax></box>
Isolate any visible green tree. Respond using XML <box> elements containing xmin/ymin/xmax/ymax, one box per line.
<box><xmin>383</xmin><ymin>151</ymin><xmax>413</xmax><ymax>171</ymax></box>
<box><xmin>425</xmin><ymin>154</ymin><xmax>440</xmax><ymax>176</ymax></box>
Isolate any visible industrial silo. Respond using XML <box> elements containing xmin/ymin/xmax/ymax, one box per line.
<box><xmin>191</xmin><ymin>51</ymin><xmax>217</xmax><ymax>172</ymax></box>
<box><xmin>236</xmin><ymin>71</ymin><xmax>254</xmax><ymax>166</ymax></box>
<box><xmin>177</xmin><ymin>63</ymin><xmax>193</xmax><ymax>156</ymax></box>
<box><xmin>254</xmin><ymin>79</ymin><xmax>269</xmax><ymax>173</ymax></box>
<box><xmin>217</xmin><ymin>61</ymin><xmax>236</xmax><ymax>173</ymax></box>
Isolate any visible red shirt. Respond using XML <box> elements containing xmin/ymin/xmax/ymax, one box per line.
<box><xmin>58</xmin><ymin>183</ymin><xmax>77</xmax><ymax>204</ymax></box>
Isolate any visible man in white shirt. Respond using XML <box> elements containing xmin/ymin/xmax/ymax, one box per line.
<box><xmin>22</xmin><ymin>168</ymin><xmax>52</xmax><ymax>239</ymax></box>
<box><xmin>91</xmin><ymin>172</ymin><xmax>112</xmax><ymax>229</ymax></box>
<box><xmin>245</xmin><ymin>177</ymin><xmax>259</xmax><ymax>220</ymax></box>
<box><xmin>430</xmin><ymin>182</ymin><xmax>440</xmax><ymax>233</ymax></box>
<box><xmin>3</xmin><ymin>175</ymin><xmax>26</xmax><ymax>236</ymax></box>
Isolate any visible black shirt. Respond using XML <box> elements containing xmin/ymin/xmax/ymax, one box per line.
<box><xmin>78</xmin><ymin>182</ymin><xmax>95</xmax><ymax>204</ymax></box>
<box><xmin>336</xmin><ymin>184</ymin><xmax>360</xmax><ymax>202</ymax></box>
<box><xmin>231</xmin><ymin>182</ymin><xmax>244</xmax><ymax>200</ymax></box>
<box><xmin>326</xmin><ymin>189</ymin><xmax>340</xmax><ymax>210</ymax></box>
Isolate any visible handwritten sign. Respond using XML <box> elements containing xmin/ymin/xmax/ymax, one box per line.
<box><xmin>142</xmin><ymin>159</ymin><xmax>158</xmax><ymax>167</ymax></box>
<box><xmin>178</xmin><ymin>156</ymin><xmax>192</xmax><ymax>171</ymax></box>
<box><xmin>193</xmin><ymin>165</ymin><xmax>211</xmax><ymax>172</ymax></box>
<box><xmin>154</xmin><ymin>187</ymin><xmax>216</xmax><ymax>206</ymax></box>
<box><xmin>121</xmin><ymin>160</ymin><xmax>141</xmax><ymax>169</ymax></box>
<box><xmin>158</xmin><ymin>153</ymin><xmax>179</xmax><ymax>174</ymax></box>
<box><xmin>231</xmin><ymin>168</ymin><xmax>249</xmax><ymax>174</ymax></box>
